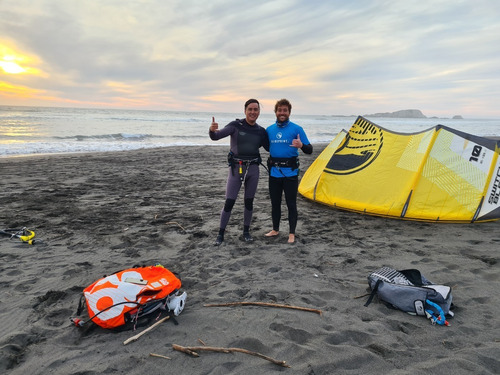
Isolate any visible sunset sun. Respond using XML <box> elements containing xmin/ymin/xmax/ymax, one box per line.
<box><xmin>0</xmin><ymin>58</ymin><xmax>27</xmax><ymax>74</ymax></box>
<box><xmin>0</xmin><ymin>44</ymin><xmax>41</xmax><ymax>75</ymax></box>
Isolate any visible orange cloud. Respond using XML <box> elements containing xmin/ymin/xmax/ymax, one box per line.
<box><xmin>0</xmin><ymin>81</ymin><xmax>43</xmax><ymax>98</ymax></box>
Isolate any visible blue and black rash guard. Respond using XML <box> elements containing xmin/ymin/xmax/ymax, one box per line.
<box><xmin>267</xmin><ymin>120</ymin><xmax>312</xmax><ymax>177</ymax></box>
<box><xmin>209</xmin><ymin>119</ymin><xmax>269</xmax><ymax>158</ymax></box>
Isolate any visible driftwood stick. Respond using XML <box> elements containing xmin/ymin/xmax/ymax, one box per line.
<box><xmin>204</xmin><ymin>301</ymin><xmax>322</xmax><ymax>316</ymax></box>
<box><xmin>173</xmin><ymin>344</ymin><xmax>199</xmax><ymax>357</ymax></box>
<box><xmin>123</xmin><ymin>316</ymin><xmax>170</xmax><ymax>345</ymax></box>
<box><xmin>353</xmin><ymin>293</ymin><xmax>371</xmax><ymax>299</ymax></box>
<box><xmin>165</xmin><ymin>221</ymin><xmax>186</xmax><ymax>232</ymax></box>
<box><xmin>172</xmin><ymin>344</ymin><xmax>291</xmax><ymax>368</ymax></box>
<box><xmin>149</xmin><ymin>353</ymin><xmax>171</xmax><ymax>360</ymax></box>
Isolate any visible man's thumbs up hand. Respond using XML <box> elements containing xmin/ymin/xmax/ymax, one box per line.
<box><xmin>291</xmin><ymin>133</ymin><xmax>302</xmax><ymax>148</ymax></box>
<box><xmin>209</xmin><ymin>116</ymin><xmax>219</xmax><ymax>132</ymax></box>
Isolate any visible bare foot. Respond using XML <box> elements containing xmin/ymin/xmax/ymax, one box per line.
<box><xmin>288</xmin><ymin>234</ymin><xmax>295</xmax><ymax>243</ymax></box>
<box><xmin>265</xmin><ymin>230</ymin><xmax>279</xmax><ymax>237</ymax></box>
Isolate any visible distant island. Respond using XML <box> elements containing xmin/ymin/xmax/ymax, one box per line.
<box><xmin>363</xmin><ymin>109</ymin><xmax>463</xmax><ymax>119</ymax></box>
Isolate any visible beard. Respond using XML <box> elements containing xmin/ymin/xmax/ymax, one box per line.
<box><xmin>276</xmin><ymin>115</ymin><xmax>289</xmax><ymax>124</ymax></box>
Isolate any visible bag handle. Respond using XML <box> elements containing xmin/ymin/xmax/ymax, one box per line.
<box><xmin>425</xmin><ymin>299</ymin><xmax>449</xmax><ymax>326</ymax></box>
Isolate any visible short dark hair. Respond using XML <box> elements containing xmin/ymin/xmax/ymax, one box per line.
<box><xmin>274</xmin><ymin>98</ymin><xmax>291</xmax><ymax>112</ymax></box>
<box><xmin>244</xmin><ymin>98</ymin><xmax>260</xmax><ymax>109</ymax></box>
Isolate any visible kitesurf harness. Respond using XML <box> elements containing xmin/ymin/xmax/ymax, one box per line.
<box><xmin>267</xmin><ymin>156</ymin><xmax>300</xmax><ymax>178</ymax></box>
<box><xmin>227</xmin><ymin>152</ymin><xmax>265</xmax><ymax>181</ymax></box>
<box><xmin>267</xmin><ymin>156</ymin><xmax>299</xmax><ymax>171</ymax></box>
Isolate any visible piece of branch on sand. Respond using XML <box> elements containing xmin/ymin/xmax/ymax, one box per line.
<box><xmin>123</xmin><ymin>316</ymin><xmax>170</xmax><ymax>345</ymax></box>
<box><xmin>353</xmin><ymin>292</ymin><xmax>371</xmax><ymax>299</ymax></box>
<box><xmin>165</xmin><ymin>221</ymin><xmax>186</xmax><ymax>232</ymax></box>
<box><xmin>204</xmin><ymin>301</ymin><xmax>322</xmax><ymax>316</ymax></box>
<box><xmin>172</xmin><ymin>344</ymin><xmax>291</xmax><ymax>368</ymax></box>
<box><xmin>149</xmin><ymin>353</ymin><xmax>171</xmax><ymax>360</ymax></box>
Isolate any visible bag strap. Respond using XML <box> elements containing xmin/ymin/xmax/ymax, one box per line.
<box><xmin>76</xmin><ymin>294</ymin><xmax>86</xmax><ymax>316</ymax></box>
<box><xmin>364</xmin><ymin>279</ymin><xmax>382</xmax><ymax>307</ymax></box>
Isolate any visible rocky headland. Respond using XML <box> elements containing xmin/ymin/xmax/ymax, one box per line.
<box><xmin>364</xmin><ymin>109</ymin><xmax>463</xmax><ymax>119</ymax></box>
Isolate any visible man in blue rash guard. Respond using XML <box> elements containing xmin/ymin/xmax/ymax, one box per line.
<box><xmin>265</xmin><ymin>99</ymin><xmax>312</xmax><ymax>244</ymax></box>
<box><xmin>209</xmin><ymin>99</ymin><xmax>269</xmax><ymax>246</ymax></box>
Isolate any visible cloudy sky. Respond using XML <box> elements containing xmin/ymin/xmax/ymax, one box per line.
<box><xmin>1</xmin><ymin>0</ymin><xmax>499</xmax><ymax>117</ymax></box>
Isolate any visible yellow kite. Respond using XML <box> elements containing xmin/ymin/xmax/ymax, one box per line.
<box><xmin>299</xmin><ymin>116</ymin><xmax>500</xmax><ymax>222</ymax></box>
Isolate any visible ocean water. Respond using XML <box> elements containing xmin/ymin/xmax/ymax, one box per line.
<box><xmin>1</xmin><ymin>105</ymin><xmax>499</xmax><ymax>157</ymax></box>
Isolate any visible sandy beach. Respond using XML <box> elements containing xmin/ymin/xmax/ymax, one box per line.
<box><xmin>0</xmin><ymin>145</ymin><xmax>499</xmax><ymax>375</ymax></box>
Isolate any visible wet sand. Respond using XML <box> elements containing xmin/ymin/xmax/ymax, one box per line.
<box><xmin>0</xmin><ymin>145</ymin><xmax>499</xmax><ymax>374</ymax></box>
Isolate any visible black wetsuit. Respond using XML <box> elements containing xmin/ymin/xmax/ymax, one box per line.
<box><xmin>209</xmin><ymin>119</ymin><xmax>269</xmax><ymax>237</ymax></box>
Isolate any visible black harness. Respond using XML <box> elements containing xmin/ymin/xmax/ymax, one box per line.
<box><xmin>267</xmin><ymin>156</ymin><xmax>299</xmax><ymax>171</ymax></box>
<box><xmin>227</xmin><ymin>152</ymin><xmax>262</xmax><ymax>181</ymax></box>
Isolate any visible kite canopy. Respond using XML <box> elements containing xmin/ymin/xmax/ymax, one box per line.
<box><xmin>299</xmin><ymin>116</ymin><xmax>500</xmax><ymax>222</ymax></box>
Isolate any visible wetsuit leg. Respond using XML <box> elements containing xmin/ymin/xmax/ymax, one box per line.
<box><xmin>268</xmin><ymin>176</ymin><xmax>284</xmax><ymax>231</ymax></box>
<box><xmin>219</xmin><ymin>167</ymin><xmax>242</xmax><ymax>230</ymax></box>
<box><xmin>220</xmin><ymin>198</ymin><xmax>236</xmax><ymax>229</ymax></box>
<box><xmin>283</xmin><ymin>176</ymin><xmax>299</xmax><ymax>234</ymax></box>
<box><xmin>243</xmin><ymin>164</ymin><xmax>259</xmax><ymax>228</ymax></box>
<box><xmin>243</xmin><ymin>198</ymin><xmax>253</xmax><ymax>227</ymax></box>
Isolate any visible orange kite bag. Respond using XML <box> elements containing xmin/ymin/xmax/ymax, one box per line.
<box><xmin>72</xmin><ymin>265</ymin><xmax>186</xmax><ymax>329</ymax></box>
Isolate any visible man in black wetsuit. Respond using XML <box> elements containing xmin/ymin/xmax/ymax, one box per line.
<box><xmin>209</xmin><ymin>99</ymin><xmax>269</xmax><ymax>246</ymax></box>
